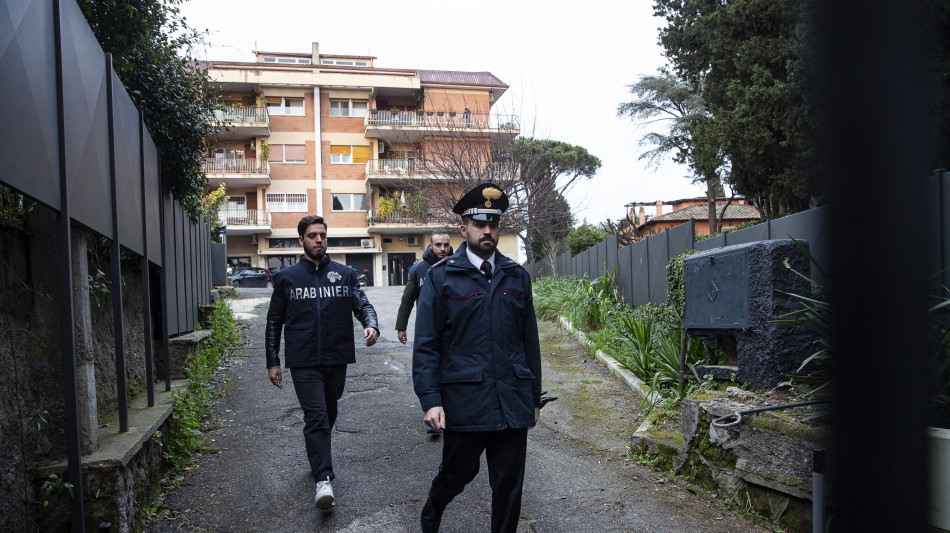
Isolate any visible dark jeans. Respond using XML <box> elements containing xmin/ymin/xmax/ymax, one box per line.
<box><xmin>290</xmin><ymin>365</ymin><xmax>347</xmax><ymax>481</ymax></box>
<box><xmin>428</xmin><ymin>427</ymin><xmax>528</xmax><ymax>533</ymax></box>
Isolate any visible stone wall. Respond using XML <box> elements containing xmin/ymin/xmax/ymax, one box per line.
<box><xmin>0</xmin><ymin>206</ymin><xmax>163</xmax><ymax>532</ymax></box>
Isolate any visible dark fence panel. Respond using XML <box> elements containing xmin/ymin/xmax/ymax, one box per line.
<box><xmin>647</xmin><ymin>232</ymin><xmax>670</xmax><ymax>304</ymax></box>
<box><xmin>605</xmin><ymin>234</ymin><xmax>618</xmax><ymax>278</ymax></box>
<box><xmin>143</xmin><ymin>130</ymin><xmax>162</xmax><ymax>265</ymax></box>
<box><xmin>770</xmin><ymin>205</ymin><xmax>832</xmax><ymax>282</ymax></box>
<box><xmin>112</xmin><ymin>71</ymin><xmax>144</xmax><ymax>255</ymax></box>
<box><xmin>163</xmin><ymin>191</ymin><xmax>179</xmax><ymax>335</ymax></box>
<box><xmin>174</xmin><ymin>202</ymin><xmax>187</xmax><ymax>335</ymax></box>
<box><xmin>62</xmin><ymin>2</ymin><xmax>112</xmax><ymax>238</ymax></box>
<box><xmin>0</xmin><ymin>0</ymin><xmax>61</xmax><ymax>210</ymax></box>
<box><xmin>723</xmin><ymin>220</ymin><xmax>769</xmax><ymax>246</ymax></box>
<box><xmin>695</xmin><ymin>234</ymin><xmax>725</xmax><ymax>251</ymax></box>
<box><xmin>618</xmin><ymin>243</ymin><xmax>634</xmax><ymax>304</ymax></box>
<box><xmin>630</xmin><ymin>239</ymin><xmax>650</xmax><ymax>305</ymax></box>
<box><xmin>668</xmin><ymin>220</ymin><xmax>695</xmax><ymax>257</ymax></box>
<box><xmin>942</xmin><ymin>171</ymin><xmax>950</xmax><ymax>292</ymax></box>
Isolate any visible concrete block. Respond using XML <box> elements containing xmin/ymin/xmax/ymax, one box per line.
<box><xmin>160</xmin><ymin>330</ymin><xmax>212</xmax><ymax>380</ymax></box>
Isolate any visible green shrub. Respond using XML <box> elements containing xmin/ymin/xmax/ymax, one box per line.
<box><xmin>163</xmin><ymin>298</ymin><xmax>239</xmax><ymax>469</ymax></box>
<box><xmin>666</xmin><ymin>249</ymin><xmax>698</xmax><ymax>316</ymax></box>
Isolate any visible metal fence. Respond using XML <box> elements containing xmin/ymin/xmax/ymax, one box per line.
<box><xmin>527</xmin><ymin>205</ymin><xmax>833</xmax><ymax>306</ymax></box>
<box><xmin>529</xmin><ymin>168</ymin><xmax>950</xmax><ymax>306</ymax></box>
<box><xmin>0</xmin><ymin>0</ymin><xmax>212</xmax><ymax>528</ymax></box>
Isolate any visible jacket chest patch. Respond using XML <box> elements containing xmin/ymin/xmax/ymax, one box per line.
<box><xmin>286</xmin><ymin>285</ymin><xmax>351</xmax><ymax>300</ymax></box>
<box><xmin>327</xmin><ymin>271</ymin><xmax>342</xmax><ymax>283</ymax></box>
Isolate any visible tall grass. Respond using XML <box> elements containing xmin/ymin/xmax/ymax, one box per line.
<box><xmin>534</xmin><ymin>273</ymin><xmax>723</xmax><ymax>402</ymax></box>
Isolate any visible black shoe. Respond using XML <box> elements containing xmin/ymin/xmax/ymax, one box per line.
<box><xmin>420</xmin><ymin>499</ymin><xmax>443</xmax><ymax>533</ymax></box>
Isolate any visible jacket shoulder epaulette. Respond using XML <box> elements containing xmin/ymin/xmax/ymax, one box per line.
<box><xmin>430</xmin><ymin>256</ymin><xmax>450</xmax><ymax>269</ymax></box>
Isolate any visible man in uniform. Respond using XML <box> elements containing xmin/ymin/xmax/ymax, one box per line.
<box><xmin>413</xmin><ymin>183</ymin><xmax>542</xmax><ymax>533</ymax></box>
<box><xmin>265</xmin><ymin>215</ymin><xmax>379</xmax><ymax>510</ymax></box>
<box><xmin>395</xmin><ymin>229</ymin><xmax>453</xmax><ymax>345</ymax></box>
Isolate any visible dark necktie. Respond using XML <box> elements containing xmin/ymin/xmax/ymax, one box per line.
<box><xmin>481</xmin><ymin>260</ymin><xmax>493</xmax><ymax>282</ymax></box>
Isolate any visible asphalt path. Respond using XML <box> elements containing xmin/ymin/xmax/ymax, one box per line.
<box><xmin>147</xmin><ymin>286</ymin><xmax>767</xmax><ymax>532</ymax></box>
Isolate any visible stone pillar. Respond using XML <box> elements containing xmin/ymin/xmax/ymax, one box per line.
<box><xmin>70</xmin><ymin>227</ymin><xmax>98</xmax><ymax>454</ymax></box>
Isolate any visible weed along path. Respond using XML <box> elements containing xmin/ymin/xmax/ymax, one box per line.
<box><xmin>146</xmin><ymin>286</ymin><xmax>770</xmax><ymax>532</ymax></box>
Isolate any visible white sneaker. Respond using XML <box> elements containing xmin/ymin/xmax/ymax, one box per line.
<box><xmin>315</xmin><ymin>477</ymin><xmax>335</xmax><ymax>510</ymax></box>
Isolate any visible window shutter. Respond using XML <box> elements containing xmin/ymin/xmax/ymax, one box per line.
<box><xmin>267</xmin><ymin>144</ymin><xmax>283</xmax><ymax>162</ymax></box>
<box><xmin>330</xmin><ymin>145</ymin><xmax>350</xmax><ymax>155</ymax></box>
<box><xmin>284</xmin><ymin>145</ymin><xmax>306</xmax><ymax>161</ymax></box>
<box><xmin>352</xmin><ymin>146</ymin><xmax>371</xmax><ymax>164</ymax></box>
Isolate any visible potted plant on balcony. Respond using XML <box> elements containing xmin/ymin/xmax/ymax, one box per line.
<box><xmin>416</xmin><ymin>109</ymin><xmax>424</xmax><ymax>116</ymax></box>
<box><xmin>436</xmin><ymin>111</ymin><xmax>444</xmax><ymax>117</ymax></box>
<box><xmin>370</xmin><ymin>108</ymin><xmax>378</xmax><ymax>115</ymax></box>
<box><xmin>449</xmin><ymin>110</ymin><xmax>457</xmax><ymax>117</ymax></box>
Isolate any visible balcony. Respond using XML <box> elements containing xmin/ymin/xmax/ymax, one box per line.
<box><xmin>203</xmin><ymin>158</ymin><xmax>271</xmax><ymax>188</ymax></box>
<box><xmin>366</xmin><ymin>209</ymin><xmax>452</xmax><ymax>234</ymax></box>
<box><xmin>365</xmin><ymin>159</ymin><xmax>519</xmax><ymax>186</ymax></box>
<box><xmin>364</xmin><ymin>111</ymin><xmax>520</xmax><ymax>144</ymax></box>
<box><xmin>212</xmin><ymin>106</ymin><xmax>270</xmax><ymax>140</ymax></box>
<box><xmin>219</xmin><ymin>209</ymin><xmax>272</xmax><ymax>236</ymax></box>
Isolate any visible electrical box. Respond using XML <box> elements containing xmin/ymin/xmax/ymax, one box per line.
<box><xmin>683</xmin><ymin>247</ymin><xmax>749</xmax><ymax>329</ymax></box>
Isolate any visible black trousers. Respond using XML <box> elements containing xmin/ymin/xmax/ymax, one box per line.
<box><xmin>428</xmin><ymin>427</ymin><xmax>528</xmax><ymax>533</ymax></box>
<box><xmin>290</xmin><ymin>365</ymin><xmax>347</xmax><ymax>481</ymax></box>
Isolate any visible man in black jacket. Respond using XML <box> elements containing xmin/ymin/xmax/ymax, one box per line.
<box><xmin>414</xmin><ymin>184</ymin><xmax>542</xmax><ymax>533</ymax></box>
<box><xmin>395</xmin><ymin>229</ymin><xmax>453</xmax><ymax>345</ymax></box>
<box><xmin>265</xmin><ymin>215</ymin><xmax>379</xmax><ymax>510</ymax></box>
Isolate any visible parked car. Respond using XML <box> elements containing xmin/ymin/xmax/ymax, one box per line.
<box><xmin>229</xmin><ymin>267</ymin><xmax>273</xmax><ymax>288</ymax></box>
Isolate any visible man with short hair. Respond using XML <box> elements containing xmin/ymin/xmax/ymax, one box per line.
<box><xmin>413</xmin><ymin>183</ymin><xmax>542</xmax><ymax>533</ymax></box>
<box><xmin>396</xmin><ymin>229</ymin><xmax>453</xmax><ymax>345</ymax></box>
<box><xmin>265</xmin><ymin>215</ymin><xmax>379</xmax><ymax>510</ymax></box>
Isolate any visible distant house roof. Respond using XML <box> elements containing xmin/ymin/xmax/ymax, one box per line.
<box><xmin>416</xmin><ymin>70</ymin><xmax>509</xmax><ymax>88</ymax></box>
<box><xmin>642</xmin><ymin>204</ymin><xmax>761</xmax><ymax>226</ymax></box>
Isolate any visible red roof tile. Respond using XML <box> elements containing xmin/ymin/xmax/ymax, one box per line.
<box><xmin>416</xmin><ymin>70</ymin><xmax>508</xmax><ymax>88</ymax></box>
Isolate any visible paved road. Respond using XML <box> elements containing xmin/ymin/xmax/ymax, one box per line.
<box><xmin>147</xmin><ymin>286</ymin><xmax>767</xmax><ymax>532</ymax></box>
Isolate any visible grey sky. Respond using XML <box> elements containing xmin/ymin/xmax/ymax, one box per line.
<box><xmin>179</xmin><ymin>0</ymin><xmax>706</xmax><ymax>224</ymax></box>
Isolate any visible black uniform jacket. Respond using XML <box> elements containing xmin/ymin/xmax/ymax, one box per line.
<box><xmin>412</xmin><ymin>243</ymin><xmax>542</xmax><ymax>432</ymax></box>
<box><xmin>265</xmin><ymin>256</ymin><xmax>378</xmax><ymax>369</ymax></box>
<box><xmin>395</xmin><ymin>244</ymin><xmax>453</xmax><ymax>331</ymax></box>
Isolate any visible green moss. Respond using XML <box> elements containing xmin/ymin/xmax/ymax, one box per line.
<box><xmin>687</xmin><ymin>390</ymin><xmax>728</xmax><ymax>401</ymax></box>
<box><xmin>747</xmin><ymin>412</ymin><xmax>829</xmax><ymax>443</ymax></box>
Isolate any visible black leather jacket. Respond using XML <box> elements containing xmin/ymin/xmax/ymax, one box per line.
<box><xmin>265</xmin><ymin>256</ymin><xmax>378</xmax><ymax>368</ymax></box>
<box><xmin>395</xmin><ymin>244</ymin><xmax>453</xmax><ymax>331</ymax></box>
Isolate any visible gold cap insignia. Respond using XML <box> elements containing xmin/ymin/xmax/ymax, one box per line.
<box><xmin>482</xmin><ymin>187</ymin><xmax>502</xmax><ymax>208</ymax></box>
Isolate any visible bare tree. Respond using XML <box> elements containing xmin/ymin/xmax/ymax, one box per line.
<box><xmin>380</xmin><ymin>103</ymin><xmax>601</xmax><ymax>260</ymax></box>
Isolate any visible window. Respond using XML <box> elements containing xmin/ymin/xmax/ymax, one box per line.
<box><xmin>327</xmin><ymin>237</ymin><xmax>364</xmax><ymax>247</ymax></box>
<box><xmin>265</xmin><ymin>96</ymin><xmax>305</xmax><ymax>116</ymax></box>
<box><xmin>263</xmin><ymin>56</ymin><xmax>311</xmax><ymax>64</ymax></box>
<box><xmin>214</xmin><ymin>148</ymin><xmax>244</xmax><ymax>158</ymax></box>
<box><xmin>330</xmin><ymin>145</ymin><xmax>370</xmax><ymax>164</ymax></box>
<box><xmin>329</xmin><ymin>99</ymin><xmax>368</xmax><ymax>118</ymax></box>
<box><xmin>269</xmin><ymin>238</ymin><xmax>300</xmax><ymax>248</ymax></box>
<box><xmin>321</xmin><ymin>59</ymin><xmax>368</xmax><ymax>67</ymax></box>
<box><xmin>268</xmin><ymin>255</ymin><xmax>300</xmax><ymax>272</ymax></box>
<box><xmin>331</xmin><ymin>194</ymin><xmax>365</xmax><ymax>211</ymax></box>
<box><xmin>266</xmin><ymin>193</ymin><xmax>308</xmax><ymax>212</ymax></box>
<box><xmin>267</xmin><ymin>144</ymin><xmax>306</xmax><ymax>163</ymax></box>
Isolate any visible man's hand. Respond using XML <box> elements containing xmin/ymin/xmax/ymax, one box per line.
<box><xmin>397</xmin><ymin>330</ymin><xmax>408</xmax><ymax>344</ymax></box>
<box><xmin>424</xmin><ymin>406</ymin><xmax>445</xmax><ymax>431</ymax></box>
<box><xmin>530</xmin><ymin>407</ymin><xmax>540</xmax><ymax>429</ymax></box>
<box><xmin>268</xmin><ymin>367</ymin><xmax>282</xmax><ymax>389</ymax></box>
<box><xmin>364</xmin><ymin>328</ymin><xmax>379</xmax><ymax>347</ymax></box>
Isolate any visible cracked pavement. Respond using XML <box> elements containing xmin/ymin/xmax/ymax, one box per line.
<box><xmin>145</xmin><ymin>286</ymin><xmax>769</xmax><ymax>532</ymax></box>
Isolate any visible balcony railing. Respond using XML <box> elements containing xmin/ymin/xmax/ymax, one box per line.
<box><xmin>214</xmin><ymin>106</ymin><xmax>269</xmax><ymax>124</ymax></box>
<box><xmin>367</xmin><ymin>209</ymin><xmax>451</xmax><ymax>225</ymax></box>
<box><xmin>365</xmin><ymin>158</ymin><xmax>418</xmax><ymax>175</ymax></box>
<box><xmin>202</xmin><ymin>158</ymin><xmax>269</xmax><ymax>174</ymax></box>
<box><xmin>219</xmin><ymin>209</ymin><xmax>271</xmax><ymax>227</ymax></box>
<box><xmin>365</xmin><ymin>111</ymin><xmax>519</xmax><ymax>130</ymax></box>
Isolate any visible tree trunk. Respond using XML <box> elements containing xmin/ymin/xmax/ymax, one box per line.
<box><xmin>706</xmin><ymin>183</ymin><xmax>717</xmax><ymax>236</ymax></box>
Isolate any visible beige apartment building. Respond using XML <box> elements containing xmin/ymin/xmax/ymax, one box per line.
<box><xmin>204</xmin><ymin>43</ymin><xmax>520</xmax><ymax>286</ymax></box>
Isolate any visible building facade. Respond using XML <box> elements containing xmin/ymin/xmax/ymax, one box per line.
<box><xmin>205</xmin><ymin>43</ymin><xmax>520</xmax><ymax>286</ymax></box>
<box><xmin>622</xmin><ymin>197</ymin><xmax>761</xmax><ymax>242</ymax></box>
